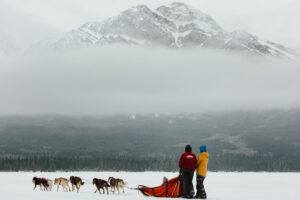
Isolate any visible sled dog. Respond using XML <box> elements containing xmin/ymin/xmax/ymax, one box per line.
<box><xmin>108</xmin><ymin>177</ymin><xmax>127</xmax><ymax>194</ymax></box>
<box><xmin>93</xmin><ymin>178</ymin><xmax>110</xmax><ymax>195</ymax></box>
<box><xmin>69</xmin><ymin>176</ymin><xmax>84</xmax><ymax>192</ymax></box>
<box><xmin>32</xmin><ymin>177</ymin><xmax>49</xmax><ymax>191</ymax></box>
<box><xmin>54</xmin><ymin>177</ymin><xmax>71</xmax><ymax>192</ymax></box>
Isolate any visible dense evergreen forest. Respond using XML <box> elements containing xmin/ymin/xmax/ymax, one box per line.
<box><xmin>0</xmin><ymin>110</ymin><xmax>300</xmax><ymax>171</ymax></box>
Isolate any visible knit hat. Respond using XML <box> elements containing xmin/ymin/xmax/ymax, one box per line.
<box><xmin>200</xmin><ymin>145</ymin><xmax>207</xmax><ymax>153</ymax></box>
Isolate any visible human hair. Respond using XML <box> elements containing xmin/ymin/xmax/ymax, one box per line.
<box><xmin>185</xmin><ymin>145</ymin><xmax>192</xmax><ymax>152</ymax></box>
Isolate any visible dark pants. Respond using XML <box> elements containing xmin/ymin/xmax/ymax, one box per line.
<box><xmin>181</xmin><ymin>168</ymin><xmax>194</xmax><ymax>197</ymax></box>
<box><xmin>196</xmin><ymin>175</ymin><xmax>207</xmax><ymax>198</ymax></box>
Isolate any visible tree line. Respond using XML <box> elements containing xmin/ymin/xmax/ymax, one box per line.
<box><xmin>1</xmin><ymin>154</ymin><xmax>299</xmax><ymax>172</ymax></box>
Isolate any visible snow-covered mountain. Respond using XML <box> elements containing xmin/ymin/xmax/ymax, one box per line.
<box><xmin>42</xmin><ymin>2</ymin><xmax>295</xmax><ymax>58</ymax></box>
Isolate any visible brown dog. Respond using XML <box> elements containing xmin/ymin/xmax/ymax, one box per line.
<box><xmin>54</xmin><ymin>177</ymin><xmax>71</xmax><ymax>192</ymax></box>
<box><xmin>42</xmin><ymin>177</ymin><xmax>53</xmax><ymax>191</ymax></box>
<box><xmin>32</xmin><ymin>177</ymin><xmax>49</xmax><ymax>191</ymax></box>
<box><xmin>108</xmin><ymin>177</ymin><xmax>127</xmax><ymax>194</ymax></box>
<box><xmin>93</xmin><ymin>178</ymin><xmax>110</xmax><ymax>195</ymax></box>
<box><xmin>69</xmin><ymin>176</ymin><xmax>84</xmax><ymax>192</ymax></box>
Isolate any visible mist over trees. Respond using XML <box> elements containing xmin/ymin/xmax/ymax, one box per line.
<box><xmin>1</xmin><ymin>110</ymin><xmax>300</xmax><ymax>172</ymax></box>
<box><xmin>1</xmin><ymin>50</ymin><xmax>299</xmax><ymax>172</ymax></box>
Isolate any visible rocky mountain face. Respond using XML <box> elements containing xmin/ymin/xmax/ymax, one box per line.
<box><xmin>42</xmin><ymin>2</ymin><xmax>295</xmax><ymax>58</ymax></box>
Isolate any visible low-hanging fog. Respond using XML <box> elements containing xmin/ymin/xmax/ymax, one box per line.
<box><xmin>0</xmin><ymin>47</ymin><xmax>300</xmax><ymax>115</ymax></box>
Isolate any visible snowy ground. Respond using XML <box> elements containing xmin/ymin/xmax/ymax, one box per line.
<box><xmin>0</xmin><ymin>171</ymin><xmax>299</xmax><ymax>200</ymax></box>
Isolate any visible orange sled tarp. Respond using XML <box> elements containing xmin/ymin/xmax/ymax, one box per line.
<box><xmin>138</xmin><ymin>176</ymin><xmax>183</xmax><ymax>198</ymax></box>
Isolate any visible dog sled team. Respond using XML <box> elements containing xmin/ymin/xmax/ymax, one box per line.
<box><xmin>32</xmin><ymin>176</ymin><xmax>127</xmax><ymax>195</ymax></box>
<box><xmin>32</xmin><ymin>144</ymin><xmax>209</xmax><ymax>199</ymax></box>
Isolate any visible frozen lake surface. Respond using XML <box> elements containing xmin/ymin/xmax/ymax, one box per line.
<box><xmin>0</xmin><ymin>171</ymin><xmax>299</xmax><ymax>200</ymax></box>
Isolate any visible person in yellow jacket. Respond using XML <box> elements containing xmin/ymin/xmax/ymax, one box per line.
<box><xmin>195</xmin><ymin>145</ymin><xmax>209</xmax><ymax>199</ymax></box>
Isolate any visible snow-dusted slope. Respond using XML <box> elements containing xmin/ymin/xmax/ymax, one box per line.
<box><xmin>44</xmin><ymin>2</ymin><xmax>295</xmax><ymax>58</ymax></box>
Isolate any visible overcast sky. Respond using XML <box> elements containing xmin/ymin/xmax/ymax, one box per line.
<box><xmin>1</xmin><ymin>0</ymin><xmax>300</xmax><ymax>49</ymax></box>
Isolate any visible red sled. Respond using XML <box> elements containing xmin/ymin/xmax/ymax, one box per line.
<box><xmin>138</xmin><ymin>176</ymin><xmax>183</xmax><ymax>198</ymax></box>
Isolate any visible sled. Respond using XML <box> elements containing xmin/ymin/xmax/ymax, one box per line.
<box><xmin>138</xmin><ymin>176</ymin><xmax>183</xmax><ymax>198</ymax></box>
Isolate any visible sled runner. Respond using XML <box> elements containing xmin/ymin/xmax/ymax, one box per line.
<box><xmin>138</xmin><ymin>176</ymin><xmax>183</xmax><ymax>197</ymax></box>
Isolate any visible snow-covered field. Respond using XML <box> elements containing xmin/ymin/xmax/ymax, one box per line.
<box><xmin>0</xmin><ymin>171</ymin><xmax>299</xmax><ymax>200</ymax></box>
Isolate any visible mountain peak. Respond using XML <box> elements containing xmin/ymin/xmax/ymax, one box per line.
<box><xmin>127</xmin><ymin>4</ymin><xmax>151</xmax><ymax>13</ymax></box>
<box><xmin>36</xmin><ymin>2</ymin><xmax>295</xmax><ymax>58</ymax></box>
<box><xmin>156</xmin><ymin>2</ymin><xmax>223</xmax><ymax>33</ymax></box>
<box><xmin>156</xmin><ymin>2</ymin><xmax>195</xmax><ymax>21</ymax></box>
<box><xmin>169</xmin><ymin>2</ymin><xmax>191</xmax><ymax>9</ymax></box>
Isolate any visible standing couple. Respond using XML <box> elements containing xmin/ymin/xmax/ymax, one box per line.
<box><xmin>179</xmin><ymin>145</ymin><xmax>209</xmax><ymax>199</ymax></box>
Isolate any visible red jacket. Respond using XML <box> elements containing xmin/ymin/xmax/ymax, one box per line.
<box><xmin>179</xmin><ymin>152</ymin><xmax>197</xmax><ymax>170</ymax></box>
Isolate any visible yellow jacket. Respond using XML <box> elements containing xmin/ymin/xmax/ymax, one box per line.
<box><xmin>196</xmin><ymin>152</ymin><xmax>209</xmax><ymax>177</ymax></box>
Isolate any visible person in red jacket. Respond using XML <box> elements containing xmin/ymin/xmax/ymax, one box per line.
<box><xmin>179</xmin><ymin>145</ymin><xmax>197</xmax><ymax>199</ymax></box>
